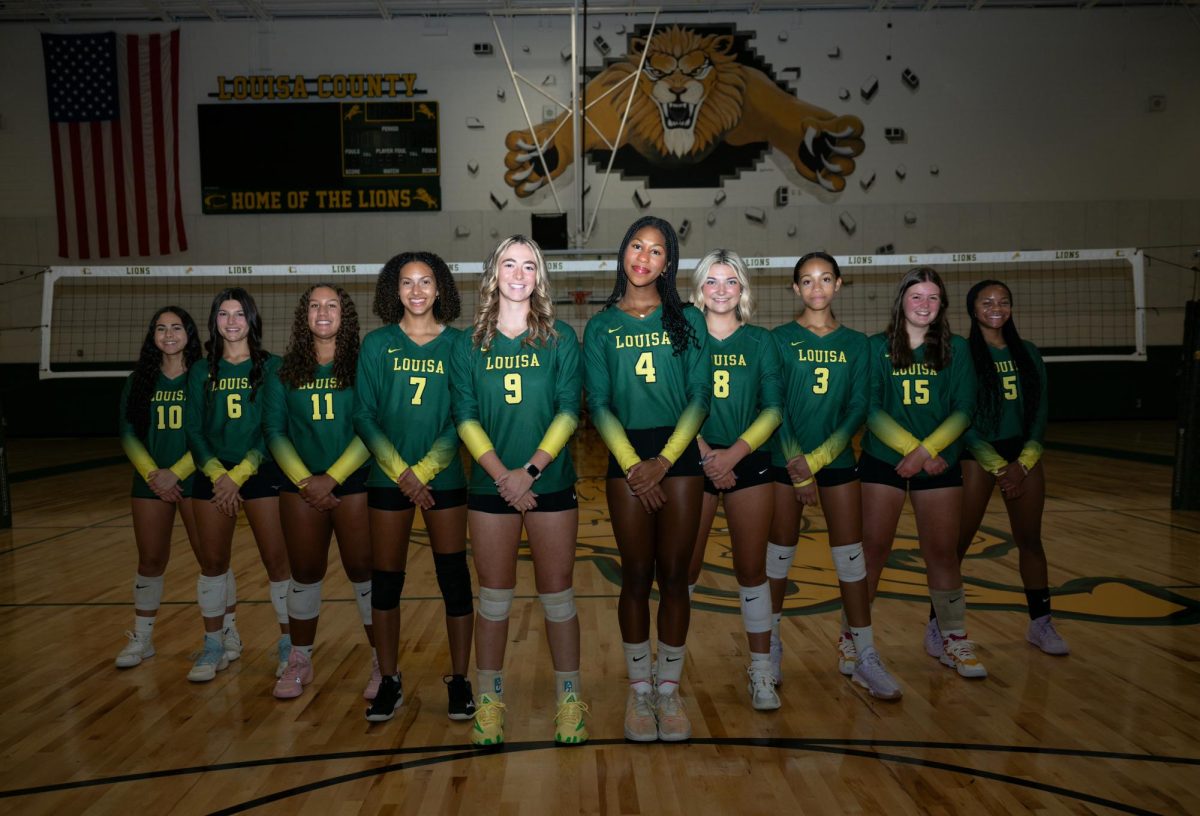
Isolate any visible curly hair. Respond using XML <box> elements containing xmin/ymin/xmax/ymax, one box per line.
<box><xmin>204</xmin><ymin>287</ymin><xmax>270</xmax><ymax>404</ymax></box>
<box><xmin>965</xmin><ymin>279</ymin><xmax>1042</xmax><ymax>439</ymax></box>
<box><xmin>691</xmin><ymin>248</ymin><xmax>754</xmax><ymax>322</ymax></box>
<box><xmin>472</xmin><ymin>235</ymin><xmax>558</xmax><ymax>351</ymax></box>
<box><xmin>126</xmin><ymin>306</ymin><xmax>202</xmax><ymax>439</ymax></box>
<box><xmin>373</xmin><ymin>250</ymin><xmax>461</xmax><ymax>325</ymax></box>
<box><xmin>603</xmin><ymin>215</ymin><xmax>698</xmax><ymax>356</ymax></box>
<box><xmin>885</xmin><ymin>266</ymin><xmax>952</xmax><ymax>372</ymax></box>
<box><xmin>279</xmin><ymin>283</ymin><xmax>361</xmax><ymax>390</ymax></box>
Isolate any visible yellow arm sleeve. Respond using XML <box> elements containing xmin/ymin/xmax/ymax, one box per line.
<box><xmin>920</xmin><ymin>410</ymin><xmax>972</xmax><ymax>459</ymax></box>
<box><xmin>867</xmin><ymin>409</ymin><xmax>922</xmax><ymax>456</ymax></box>
<box><xmin>1017</xmin><ymin>441</ymin><xmax>1044</xmax><ymax>472</ymax></box>
<box><xmin>168</xmin><ymin>452</ymin><xmax>195</xmax><ymax>481</ymax></box>
<box><xmin>268</xmin><ymin>437</ymin><xmax>313</xmax><ymax>488</ymax></box>
<box><xmin>537</xmin><ymin>412</ymin><xmax>579</xmax><ymax>460</ymax></box>
<box><xmin>411</xmin><ymin>432</ymin><xmax>459</xmax><ymax>485</ymax></box>
<box><xmin>120</xmin><ymin>435</ymin><xmax>158</xmax><ymax>482</ymax></box>
<box><xmin>659</xmin><ymin>401</ymin><xmax>707</xmax><ymax>466</ymax></box>
<box><xmin>201</xmin><ymin>458</ymin><xmax>227</xmax><ymax>481</ymax></box>
<box><xmin>226</xmin><ymin>450</ymin><xmax>264</xmax><ymax>487</ymax></box>
<box><xmin>967</xmin><ymin>438</ymin><xmax>1008</xmax><ymax>475</ymax></box>
<box><xmin>457</xmin><ymin>420</ymin><xmax>496</xmax><ymax>462</ymax></box>
<box><xmin>326</xmin><ymin>438</ymin><xmax>371</xmax><ymax>485</ymax></box>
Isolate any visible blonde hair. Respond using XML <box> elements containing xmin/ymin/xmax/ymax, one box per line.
<box><xmin>472</xmin><ymin>235</ymin><xmax>558</xmax><ymax>350</ymax></box>
<box><xmin>691</xmin><ymin>248</ymin><xmax>754</xmax><ymax>322</ymax></box>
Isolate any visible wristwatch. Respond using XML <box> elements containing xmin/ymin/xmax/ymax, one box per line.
<box><xmin>523</xmin><ymin>461</ymin><xmax>542</xmax><ymax>480</ymax></box>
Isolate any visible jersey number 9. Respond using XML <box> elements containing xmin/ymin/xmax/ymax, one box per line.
<box><xmin>504</xmin><ymin>372</ymin><xmax>522</xmax><ymax>404</ymax></box>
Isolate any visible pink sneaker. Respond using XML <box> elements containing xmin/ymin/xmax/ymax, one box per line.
<box><xmin>363</xmin><ymin>655</ymin><xmax>383</xmax><ymax>700</ymax></box>
<box><xmin>273</xmin><ymin>649</ymin><xmax>313</xmax><ymax>699</ymax></box>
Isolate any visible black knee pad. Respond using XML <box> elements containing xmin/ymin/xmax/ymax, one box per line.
<box><xmin>372</xmin><ymin>569</ymin><xmax>406</xmax><ymax>611</ymax></box>
<box><xmin>433</xmin><ymin>551</ymin><xmax>473</xmax><ymax>617</ymax></box>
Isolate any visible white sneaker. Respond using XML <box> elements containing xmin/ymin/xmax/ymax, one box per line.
<box><xmin>624</xmin><ymin>686</ymin><xmax>657</xmax><ymax>742</ymax></box>
<box><xmin>768</xmin><ymin>630</ymin><xmax>783</xmax><ymax>686</ymax></box>
<box><xmin>851</xmin><ymin>646</ymin><xmax>903</xmax><ymax>700</ymax></box>
<box><xmin>187</xmin><ymin>634</ymin><xmax>229</xmax><ymax>682</ymax></box>
<box><xmin>115</xmin><ymin>631</ymin><xmax>154</xmax><ymax>668</ymax></box>
<box><xmin>747</xmin><ymin>666</ymin><xmax>782</xmax><ymax>711</ymax></box>
<box><xmin>223</xmin><ymin>626</ymin><xmax>243</xmax><ymax>662</ymax></box>
<box><xmin>924</xmin><ymin>617</ymin><xmax>942</xmax><ymax>659</ymax></box>
<box><xmin>655</xmin><ymin>687</ymin><xmax>692</xmax><ymax>742</ymax></box>
<box><xmin>836</xmin><ymin>631</ymin><xmax>857</xmax><ymax>676</ymax></box>
<box><xmin>941</xmin><ymin>634</ymin><xmax>988</xmax><ymax>679</ymax></box>
<box><xmin>1027</xmin><ymin>615</ymin><xmax>1070</xmax><ymax>655</ymax></box>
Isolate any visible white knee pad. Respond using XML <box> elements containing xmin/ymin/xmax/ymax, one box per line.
<box><xmin>224</xmin><ymin>569</ymin><xmax>237</xmax><ymax>606</ymax></box>
<box><xmin>765</xmin><ymin>542</ymin><xmax>796</xmax><ymax>580</ymax></box>
<box><xmin>133</xmin><ymin>573</ymin><xmax>164</xmax><ymax>612</ymax></box>
<box><xmin>539</xmin><ymin>588</ymin><xmax>576</xmax><ymax>624</ymax></box>
<box><xmin>351</xmin><ymin>580</ymin><xmax>372</xmax><ymax>627</ymax></box>
<box><xmin>197</xmin><ymin>574</ymin><xmax>227</xmax><ymax>619</ymax></box>
<box><xmin>269</xmin><ymin>580</ymin><xmax>290</xmax><ymax>625</ymax></box>
<box><xmin>287</xmin><ymin>579</ymin><xmax>323</xmax><ymax>621</ymax></box>
<box><xmin>830</xmin><ymin>542</ymin><xmax>867</xmax><ymax>583</ymax></box>
<box><xmin>739</xmin><ymin>581</ymin><xmax>772</xmax><ymax>634</ymax></box>
<box><xmin>478</xmin><ymin>586</ymin><xmax>514</xmax><ymax>622</ymax></box>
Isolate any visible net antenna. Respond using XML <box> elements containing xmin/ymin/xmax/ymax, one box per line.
<box><xmin>489</xmin><ymin>6</ymin><xmax>660</xmax><ymax>248</ymax></box>
<box><xmin>40</xmin><ymin>248</ymin><xmax>1144</xmax><ymax>379</ymax></box>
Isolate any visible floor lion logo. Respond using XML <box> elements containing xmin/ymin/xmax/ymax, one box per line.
<box><xmin>503</xmin><ymin>23</ymin><xmax>864</xmax><ymax>195</ymax></box>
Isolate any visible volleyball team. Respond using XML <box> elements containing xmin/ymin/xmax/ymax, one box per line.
<box><xmin>115</xmin><ymin>215</ymin><xmax>1067</xmax><ymax>746</ymax></box>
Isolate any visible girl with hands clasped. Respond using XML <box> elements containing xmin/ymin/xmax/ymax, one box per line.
<box><xmin>583</xmin><ymin>216</ymin><xmax>710</xmax><ymax>742</ymax></box>
<box><xmin>263</xmin><ymin>284</ymin><xmax>376</xmax><ymax>700</ymax></box>
<box><xmin>683</xmin><ymin>249</ymin><xmax>785</xmax><ymax>711</ymax></box>
<box><xmin>450</xmin><ymin>235</ymin><xmax>587</xmax><ymax>746</ymax></box>
<box><xmin>860</xmin><ymin>267</ymin><xmax>987</xmax><ymax>679</ymax></box>
<box><xmin>114</xmin><ymin>307</ymin><xmax>203</xmax><ymax>669</ymax></box>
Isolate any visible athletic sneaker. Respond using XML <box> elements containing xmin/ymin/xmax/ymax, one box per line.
<box><xmin>365</xmin><ymin>675</ymin><xmax>403</xmax><ymax>722</ymax></box>
<box><xmin>444</xmin><ymin>674</ymin><xmax>476</xmax><ymax>721</ymax></box>
<box><xmin>836</xmin><ymin>631</ymin><xmax>857</xmax><ymax>676</ymax></box>
<box><xmin>187</xmin><ymin>634</ymin><xmax>229</xmax><ymax>682</ymax></box>
<box><xmin>1027</xmin><ymin>615</ymin><xmax>1070</xmax><ymax>655</ymax></box>
<box><xmin>223</xmin><ymin>626</ymin><xmax>243</xmax><ymax>662</ymax></box>
<box><xmin>554</xmin><ymin>693</ymin><xmax>590</xmax><ymax>745</ymax></box>
<box><xmin>115</xmin><ymin>631</ymin><xmax>154</xmax><ymax>668</ymax></box>
<box><xmin>941</xmin><ymin>634</ymin><xmax>988</xmax><ymax>678</ymax></box>
<box><xmin>851</xmin><ymin>646</ymin><xmax>903</xmax><ymax>700</ymax></box>
<box><xmin>470</xmin><ymin>693</ymin><xmax>506</xmax><ymax>746</ymax></box>
<box><xmin>768</xmin><ymin>630</ymin><xmax>783</xmax><ymax>686</ymax></box>
<box><xmin>655</xmin><ymin>687</ymin><xmax>692</xmax><ymax>742</ymax></box>
<box><xmin>363</xmin><ymin>655</ymin><xmax>382</xmax><ymax>701</ymax></box>
<box><xmin>747</xmin><ymin>667</ymin><xmax>782</xmax><ymax>711</ymax></box>
<box><xmin>623</xmin><ymin>686</ymin><xmax>657</xmax><ymax>742</ymax></box>
<box><xmin>275</xmin><ymin>634</ymin><xmax>292</xmax><ymax>678</ymax></box>
<box><xmin>273</xmin><ymin>649</ymin><xmax>313</xmax><ymax>699</ymax></box>
<box><xmin>924</xmin><ymin>617</ymin><xmax>942</xmax><ymax>659</ymax></box>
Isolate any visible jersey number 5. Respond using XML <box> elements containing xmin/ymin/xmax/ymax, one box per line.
<box><xmin>635</xmin><ymin>351</ymin><xmax>657</xmax><ymax>383</ymax></box>
<box><xmin>902</xmin><ymin>379</ymin><xmax>930</xmax><ymax>405</ymax></box>
<box><xmin>1002</xmin><ymin>374</ymin><xmax>1018</xmax><ymax>401</ymax></box>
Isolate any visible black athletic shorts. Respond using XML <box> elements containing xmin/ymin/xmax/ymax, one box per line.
<box><xmin>606</xmin><ymin>426</ymin><xmax>703</xmax><ymax>479</ymax></box>
<box><xmin>960</xmin><ymin>436</ymin><xmax>1023</xmax><ymax>465</ymax></box>
<box><xmin>468</xmin><ymin>487</ymin><xmax>578</xmax><ymax>514</ymax></box>
<box><xmin>857</xmin><ymin>451</ymin><xmax>962</xmax><ymax>491</ymax></box>
<box><xmin>703</xmin><ymin>449</ymin><xmax>773</xmax><ymax>495</ymax></box>
<box><xmin>278</xmin><ymin>465</ymin><xmax>369</xmax><ymax>496</ymax></box>
<box><xmin>367</xmin><ymin>486</ymin><xmax>468</xmax><ymax>511</ymax></box>
<box><xmin>192</xmin><ymin>460</ymin><xmax>283</xmax><ymax>501</ymax></box>
<box><xmin>771</xmin><ymin>463</ymin><xmax>859</xmax><ymax>489</ymax></box>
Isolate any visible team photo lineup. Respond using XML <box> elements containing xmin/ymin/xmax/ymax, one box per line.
<box><xmin>116</xmin><ymin>212</ymin><xmax>1064</xmax><ymax>747</ymax></box>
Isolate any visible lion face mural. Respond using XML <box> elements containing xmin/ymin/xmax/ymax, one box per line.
<box><xmin>503</xmin><ymin>24</ymin><xmax>865</xmax><ymax>196</ymax></box>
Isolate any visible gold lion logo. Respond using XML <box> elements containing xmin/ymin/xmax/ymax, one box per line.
<box><xmin>503</xmin><ymin>25</ymin><xmax>864</xmax><ymax>196</ymax></box>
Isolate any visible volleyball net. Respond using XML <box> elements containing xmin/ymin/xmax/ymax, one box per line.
<box><xmin>40</xmin><ymin>248</ymin><xmax>1144</xmax><ymax>378</ymax></box>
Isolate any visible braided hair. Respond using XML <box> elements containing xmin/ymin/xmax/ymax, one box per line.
<box><xmin>126</xmin><ymin>306</ymin><xmax>201</xmax><ymax>439</ymax></box>
<box><xmin>204</xmin><ymin>288</ymin><xmax>270</xmax><ymax>405</ymax></box>
<box><xmin>603</xmin><ymin>215</ymin><xmax>698</xmax><ymax>356</ymax></box>
<box><xmin>965</xmin><ymin>279</ymin><xmax>1042</xmax><ymax>438</ymax></box>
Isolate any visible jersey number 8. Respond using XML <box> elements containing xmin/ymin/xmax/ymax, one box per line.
<box><xmin>713</xmin><ymin>369</ymin><xmax>730</xmax><ymax>399</ymax></box>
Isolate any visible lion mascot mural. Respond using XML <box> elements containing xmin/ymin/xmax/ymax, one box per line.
<box><xmin>503</xmin><ymin>25</ymin><xmax>864</xmax><ymax>197</ymax></box>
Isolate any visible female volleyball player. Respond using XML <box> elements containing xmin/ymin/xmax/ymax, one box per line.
<box><xmin>450</xmin><ymin>235</ymin><xmax>587</xmax><ymax>746</ymax></box>
<box><xmin>115</xmin><ymin>306</ymin><xmax>203</xmax><ymax>668</ymax></box>
<box><xmin>683</xmin><ymin>249</ymin><xmax>784</xmax><ymax>711</ymax></box>
<box><xmin>355</xmin><ymin>251</ymin><xmax>475</xmax><ymax>723</ymax></box>
<box><xmin>183</xmin><ymin>288</ymin><xmax>291</xmax><ymax>683</ymax></box>
<box><xmin>860</xmin><ymin>267</ymin><xmax>986</xmax><ymax>679</ymax></box>
<box><xmin>583</xmin><ymin>215</ymin><xmax>710</xmax><ymax>742</ymax></box>
<box><xmin>958</xmin><ymin>280</ymin><xmax>1067</xmax><ymax>655</ymax></box>
<box><xmin>767</xmin><ymin>252</ymin><xmax>903</xmax><ymax>699</ymax></box>
<box><xmin>264</xmin><ymin>284</ymin><xmax>377</xmax><ymax>700</ymax></box>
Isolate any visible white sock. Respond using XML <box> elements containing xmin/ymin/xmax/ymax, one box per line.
<box><xmin>269</xmin><ymin>580</ymin><xmax>290</xmax><ymax>625</ymax></box>
<box><xmin>133</xmin><ymin>615</ymin><xmax>155</xmax><ymax>637</ymax></box>
<box><xmin>656</xmin><ymin>641</ymin><xmax>686</xmax><ymax>695</ymax></box>
<box><xmin>849</xmin><ymin>624</ymin><xmax>875</xmax><ymax>654</ymax></box>
<box><xmin>293</xmin><ymin>643</ymin><xmax>314</xmax><ymax>659</ymax></box>
<box><xmin>623</xmin><ymin>640</ymin><xmax>652</xmax><ymax>693</ymax></box>
<box><xmin>478</xmin><ymin>669</ymin><xmax>503</xmax><ymax>700</ymax></box>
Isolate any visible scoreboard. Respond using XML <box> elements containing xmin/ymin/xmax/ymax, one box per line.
<box><xmin>198</xmin><ymin>101</ymin><xmax>440</xmax><ymax>214</ymax></box>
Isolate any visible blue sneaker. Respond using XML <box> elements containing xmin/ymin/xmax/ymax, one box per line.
<box><xmin>275</xmin><ymin>634</ymin><xmax>292</xmax><ymax>678</ymax></box>
<box><xmin>187</xmin><ymin>634</ymin><xmax>229</xmax><ymax>682</ymax></box>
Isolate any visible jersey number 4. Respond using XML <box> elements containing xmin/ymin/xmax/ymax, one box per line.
<box><xmin>635</xmin><ymin>352</ymin><xmax>657</xmax><ymax>383</ymax></box>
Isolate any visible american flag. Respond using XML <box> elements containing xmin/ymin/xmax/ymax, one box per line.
<box><xmin>42</xmin><ymin>31</ymin><xmax>187</xmax><ymax>259</ymax></box>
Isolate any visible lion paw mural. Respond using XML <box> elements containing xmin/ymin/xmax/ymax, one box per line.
<box><xmin>502</xmin><ymin>24</ymin><xmax>865</xmax><ymax>195</ymax></box>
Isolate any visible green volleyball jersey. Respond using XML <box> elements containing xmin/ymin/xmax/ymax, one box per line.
<box><xmin>863</xmin><ymin>333</ymin><xmax>975</xmax><ymax>469</ymax></box>
<box><xmin>771</xmin><ymin>322</ymin><xmax>871</xmax><ymax>474</ymax></box>
<box><xmin>964</xmin><ymin>340</ymin><xmax>1048</xmax><ymax>474</ymax></box>
<box><xmin>699</xmin><ymin>324</ymin><xmax>782</xmax><ymax>451</ymax></box>
<box><xmin>184</xmin><ymin>355</ymin><xmax>279</xmax><ymax>485</ymax></box>
<box><xmin>583</xmin><ymin>304</ymin><xmax>711</xmax><ymax>472</ymax></box>
<box><xmin>354</xmin><ymin>323</ymin><xmax>465</xmax><ymax>490</ymax></box>
<box><xmin>262</xmin><ymin>361</ymin><xmax>370</xmax><ymax>488</ymax></box>
<box><xmin>451</xmin><ymin>321</ymin><xmax>580</xmax><ymax>495</ymax></box>
<box><xmin>119</xmin><ymin>370</ymin><xmax>195</xmax><ymax>484</ymax></box>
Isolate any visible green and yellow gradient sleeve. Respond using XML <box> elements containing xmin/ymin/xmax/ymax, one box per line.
<box><xmin>658</xmin><ymin>309</ymin><xmax>712</xmax><ymax>465</ymax></box>
<box><xmin>805</xmin><ymin>332</ymin><xmax>869</xmax><ymax>474</ymax></box>
<box><xmin>412</xmin><ymin>432</ymin><xmax>458</xmax><ymax>485</ymax></box>
<box><xmin>184</xmin><ymin>364</ymin><xmax>221</xmax><ymax>479</ymax></box>
<box><xmin>866</xmin><ymin>409</ymin><xmax>923</xmax><ymax>457</ymax></box>
<box><xmin>966</xmin><ymin>431</ymin><xmax>1009</xmax><ymax>475</ymax></box>
<box><xmin>583</xmin><ymin>316</ymin><xmax>640</xmax><ymax>472</ymax></box>
<box><xmin>1019</xmin><ymin>343</ymin><xmax>1048</xmax><ymax>470</ymax></box>
<box><xmin>920</xmin><ymin>410</ymin><xmax>972</xmax><ymax>459</ymax></box>
<box><xmin>119</xmin><ymin>433</ymin><xmax>158</xmax><ymax>481</ymax></box>
<box><xmin>262</xmin><ymin>370</ymin><xmax>313</xmax><ymax>487</ymax></box>
<box><xmin>737</xmin><ymin>331</ymin><xmax>783</xmax><ymax>452</ymax></box>
<box><xmin>353</xmin><ymin>336</ymin><xmax>411</xmax><ymax>485</ymax></box>
<box><xmin>449</xmin><ymin>332</ymin><xmax>496</xmax><ymax>462</ymax></box>
<box><xmin>539</xmin><ymin>327</ymin><xmax>582</xmax><ymax>460</ymax></box>
<box><xmin>168</xmin><ymin>452</ymin><xmax>195</xmax><ymax>481</ymax></box>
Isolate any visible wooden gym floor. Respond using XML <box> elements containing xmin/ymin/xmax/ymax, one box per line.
<box><xmin>1</xmin><ymin>422</ymin><xmax>1197</xmax><ymax>815</ymax></box>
